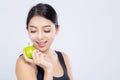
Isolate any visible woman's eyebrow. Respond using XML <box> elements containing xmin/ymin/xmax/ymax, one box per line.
<box><xmin>43</xmin><ymin>24</ymin><xmax>55</xmax><ymax>28</ymax></box>
<box><xmin>43</xmin><ymin>25</ymin><xmax>51</xmax><ymax>28</ymax></box>
<box><xmin>29</xmin><ymin>24</ymin><xmax>54</xmax><ymax>28</ymax></box>
<box><xmin>29</xmin><ymin>25</ymin><xmax>37</xmax><ymax>28</ymax></box>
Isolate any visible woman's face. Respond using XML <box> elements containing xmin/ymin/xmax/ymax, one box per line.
<box><xmin>28</xmin><ymin>16</ymin><xmax>59</xmax><ymax>52</ymax></box>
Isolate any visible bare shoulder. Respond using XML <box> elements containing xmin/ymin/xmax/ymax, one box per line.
<box><xmin>61</xmin><ymin>52</ymin><xmax>70</xmax><ymax>64</ymax></box>
<box><xmin>16</xmin><ymin>55</ymin><xmax>37</xmax><ymax>80</ymax></box>
<box><xmin>16</xmin><ymin>55</ymin><xmax>37</xmax><ymax>70</ymax></box>
<box><xmin>61</xmin><ymin>52</ymin><xmax>69</xmax><ymax>59</ymax></box>
<box><xmin>61</xmin><ymin>52</ymin><xmax>73</xmax><ymax>80</ymax></box>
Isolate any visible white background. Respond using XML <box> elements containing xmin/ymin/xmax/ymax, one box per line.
<box><xmin>0</xmin><ymin>0</ymin><xmax>120</xmax><ymax>80</ymax></box>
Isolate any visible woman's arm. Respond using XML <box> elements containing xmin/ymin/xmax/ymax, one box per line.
<box><xmin>16</xmin><ymin>55</ymin><xmax>37</xmax><ymax>80</ymax></box>
<box><xmin>16</xmin><ymin>51</ymin><xmax>54</xmax><ymax>80</ymax></box>
<box><xmin>62</xmin><ymin>52</ymin><xmax>73</xmax><ymax>80</ymax></box>
<box><xmin>44</xmin><ymin>69</ymin><xmax>53</xmax><ymax>80</ymax></box>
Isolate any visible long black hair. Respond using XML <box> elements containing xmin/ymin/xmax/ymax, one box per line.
<box><xmin>26</xmin><ymin>3</ymin><xmax>58</xmax><ymax>29</ymax></box>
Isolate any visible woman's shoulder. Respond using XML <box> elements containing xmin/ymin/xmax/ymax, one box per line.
<box><xmin>55</xmin><ymin>51</ymin><xmax>70</xmax><ymax>64</ymax></box>
<box><xmin>16</xmin><ymin>54</ymin><xmax>37</xmax><ymax>70</ymax></box>
<box><xmin>16</xmin><ymin>54</ymin><xmax>28</xmax><ymax>67</ymax></box>
<box><xmin>16</xmin><ymin>54</ymin><xmax>25</xmax><ymax>67</ymax></box>
<box><xmin>57</xmin><ymin>51</ymin><xmax>69</xmax><ymax>60</ymax></box>
<box><xmin>59</xmin><ymin>51</ymin><xmax>73</xmax><ymax>80</ymax></box>
<box><xmin>16</xmin><ymin>54</ymin><xmax>37</xmax><ymax>79</ymax></box>
<box><xmin>55</xmin><ymin>50</ymin><xmax>68</xmax><ymax>56</ymax></box>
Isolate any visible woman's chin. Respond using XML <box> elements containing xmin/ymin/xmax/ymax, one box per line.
<box><xmin>37</xmin><ymin>47</ymin><xmax>49</xmax><ymax>53</ymax></box>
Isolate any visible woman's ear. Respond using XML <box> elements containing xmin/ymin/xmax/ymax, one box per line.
<box><xmin>55</xmin><ymin>25</ymin><xmax>60</xmax><ymax>35</ymax></box>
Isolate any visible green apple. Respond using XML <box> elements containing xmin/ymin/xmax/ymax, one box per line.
<box><xmin>23</xmin><ymin>45</ymin><xmax>35</xmax><ymax>59</ymax></box>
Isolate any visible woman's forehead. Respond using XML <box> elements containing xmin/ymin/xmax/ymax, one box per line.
<box><xmin>29</xmin><ymin>16</ymin><xmax>54</xmax><ymax>27</ymax></box>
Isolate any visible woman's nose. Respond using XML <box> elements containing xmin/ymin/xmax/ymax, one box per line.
<box><xmin>37</xmin><ymin>31</ymin><xmax>44</xmax><ymax>40</ymax></box>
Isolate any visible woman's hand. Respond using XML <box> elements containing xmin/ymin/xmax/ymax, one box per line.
<box><xmin>23</xmin><ymin>49</ymin><xmax>53</xmax><ymax>71</ymax></box>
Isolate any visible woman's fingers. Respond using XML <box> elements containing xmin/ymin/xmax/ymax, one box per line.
<box><xmin>23</xmin><ymin>49</ymin><xmax>45</xmax><ymax>66</ymax></box>
<box><xmin>31</xmin><ymin>50</ymin><xmax>46</xmax><ymax>66</ymax></box>
<box><xmin>31</xmin><ymin>50</ymin><xmax>37</xmax><ymax>63</ymax></box>
<box><xmin>23</xmin><ymin>49</ymin><xmax>52</xmax><ymax>69</ymax></box>
<box><xmin>36</xmin><ymin>52</ymin><xmax>41</xmax><ymax>65</ymax></box>
<box><xmin>31</xmin><ymin>50</ymin><xmax>42</xmax><ymax>65</ymax></box>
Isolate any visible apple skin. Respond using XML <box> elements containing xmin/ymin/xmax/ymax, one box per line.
<box><xmin>23</xmin><ymin>45</ymin><xmax>35</xmax><ymax>59</ymax></box>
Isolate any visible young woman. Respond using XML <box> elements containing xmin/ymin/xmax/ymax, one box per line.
<box><xmin>16</xmin><ymin>3</ymin><xmax>73</xmax><ymax>80</ymax></box>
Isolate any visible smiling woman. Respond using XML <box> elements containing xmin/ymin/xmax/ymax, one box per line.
<box><xmin>16</xmin><ymin>3</ymin><xmax>73</xmax><ymax>80</ymax></box>
<box><xmin>28</xmin><ymin>16</ymin><xmax>57</xmax><ymax>52</ymax></box>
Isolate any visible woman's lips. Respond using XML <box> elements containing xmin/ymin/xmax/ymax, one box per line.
<box><xmin>37</xmin><ymin>41</ymin><xmax>47</xmax><ymax>48</ymax></box>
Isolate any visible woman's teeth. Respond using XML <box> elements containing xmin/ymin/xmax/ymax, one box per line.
<box><xmin>37</xmin><ymin>41</ymin><xmax>47</xmax><ymax>47</ymax></box>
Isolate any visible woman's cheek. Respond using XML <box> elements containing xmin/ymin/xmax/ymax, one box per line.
<box><xmin>44</xmin><ymin>32</ymin><xmax>55</xmax><ymax>39</ymax></box>
<box><xmin>29</xmin><ymin>33</ymin><xmax>37</xmax><ymax>41</ymax></box>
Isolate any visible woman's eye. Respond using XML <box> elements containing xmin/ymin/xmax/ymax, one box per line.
<box><xmin>30</xmin><ymin>31</ymin><xmax>36</xmax><ymax>33</ymax></box>
<box><xmin>44</xmin><ymin>30</ymin><xmax>50</xmax><ymax>33</ymax></box>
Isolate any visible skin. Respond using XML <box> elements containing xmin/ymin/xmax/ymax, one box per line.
<box><xmin>16</xmin><ymin>16</ymin><xmax>73</xmax><ymax>80</ymax></box>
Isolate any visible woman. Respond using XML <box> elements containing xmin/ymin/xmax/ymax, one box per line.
<box><xmin>16</xmin><ymin>3</ymin><xmax>73</xmax><ymax>80</ymax></box>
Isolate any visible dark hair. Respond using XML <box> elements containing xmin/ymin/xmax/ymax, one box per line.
<box><xmin>26</xmin><ymin>3</ymin><xmax>58</xmax><ymax>29</ymax></box>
